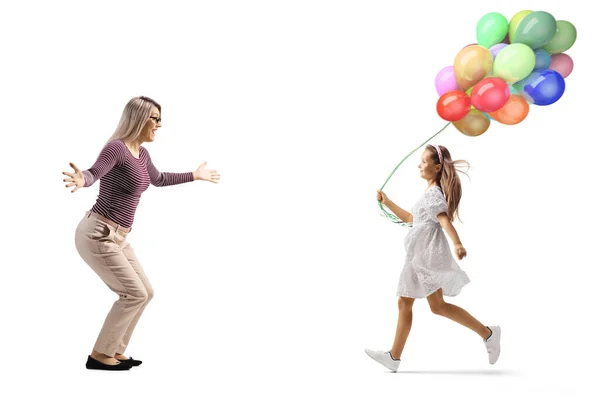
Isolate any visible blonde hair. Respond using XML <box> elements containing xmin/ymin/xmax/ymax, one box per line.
<box><xmin>106</xmin><ymin>96</ymin><xmax>161</xmax><ymax>144</ymax></box>
<box><xmin>426</xmin><ymin>144</ymin><xmax>470</xmax><ymax>222</ymax></box>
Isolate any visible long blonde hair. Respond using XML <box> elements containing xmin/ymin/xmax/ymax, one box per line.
<box><xmin>426</xmin><ymin>144</ymin><xmax>470</xmax><ymax>222</ymax></box>
<box><xmin>106</xmin><ymin>96</ymin><xmax>161</xmax><ymax>144</ymax></box>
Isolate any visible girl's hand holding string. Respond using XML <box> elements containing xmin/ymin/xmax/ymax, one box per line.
<box><xmin>377</xmin><ymin>190</ymin><xmax>390</xmax><ymax>205</ymax></box>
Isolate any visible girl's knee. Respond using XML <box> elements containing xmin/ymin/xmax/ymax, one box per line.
<box><xmin>398</xmin><ymin>297</ymin><xmax>414</xmax><ymax>311</ymax></box>
<box><xmin>428</xmin><ymin>300</ymin><xmax>447</xmax><ymax>315</ymax></box>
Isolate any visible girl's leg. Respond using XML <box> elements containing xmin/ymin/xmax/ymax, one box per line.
<box><xmin>390</xmin><ymin>296</ymin><xmax>416</xmax><ymax>360</ymax></box>
<box><xmin>426</xmin><ymin>288</ymin><xmax>491</xmax><ymax>340</ymax></box>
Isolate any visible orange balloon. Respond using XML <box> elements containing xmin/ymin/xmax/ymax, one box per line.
<box><xmin>454</xmin><ymin>45</ymin><xmax>494</xmax><ymax>91</ymax></box>
<box><xmin>452</xmin><ymin>109</ymin><xmax>490</xmax><ymax>137</ymax></box>
<box><xmin>488</xmin><ymin>94</ymin><xmax>529</xmax><ymax>124</ymax></box>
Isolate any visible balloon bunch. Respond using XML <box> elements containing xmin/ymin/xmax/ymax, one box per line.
<box><xmin>378</xmin><ymin>10</ymin><xmax>577</xmax><ymax>225</ymax></box>
<box><xmin>435</xmin><ymin>10</ymin><xmax>577</xmax><ymax>136</ymax></box>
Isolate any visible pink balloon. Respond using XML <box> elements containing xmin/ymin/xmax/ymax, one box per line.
<box><xmin>435</xmin><ymin>66</ymin><xmax>459</xmax><ymax>96</ymax></box>
<box><xmin>550</xmin><ymin>53</ymin><xmax>574</xmax><ymax>78</ymax></box>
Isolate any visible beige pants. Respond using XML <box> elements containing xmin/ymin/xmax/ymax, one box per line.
<box><xmin>75</xmin><ymin>211</ymin><xmax>154</xmax><ymax>357</ymax></box>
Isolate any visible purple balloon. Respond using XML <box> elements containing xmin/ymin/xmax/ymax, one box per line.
<box><xmin>489</xmin><ymin>43</ymin><xmax>508</xmax><ymax>59</ymax></box>
<box><xmin>435</xmin><ymin>66</ymin><xmax>459</xmax><ymax>96</ymax></box>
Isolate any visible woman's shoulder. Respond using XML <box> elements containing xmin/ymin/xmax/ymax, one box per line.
<box><xmin>100</xmin><ymin>140</ymin><xmax>130</xmax><ymax>162</ymax></box>
<box><xmin>105</xmin><ymin>139</ymin><xmax>127</xmax><ymax>150</ymax></box>
<box><xmin>139</xmin><ymin>146</ymin><xmax>150</xmax><ymax>156</ymax></box>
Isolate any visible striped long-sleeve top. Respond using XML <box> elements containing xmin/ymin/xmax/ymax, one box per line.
<box><xmin>82</xmin><ymin>140</ymin><xmax>194</xmax><ymax>228</ymax></box>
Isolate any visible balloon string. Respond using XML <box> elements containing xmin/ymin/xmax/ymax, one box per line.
<box><xmin>378</xmin><ymin>122</ymin><xmax>451</xmax><ymax>225</ymax></box>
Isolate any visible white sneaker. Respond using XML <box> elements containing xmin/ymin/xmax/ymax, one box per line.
<box><xmin>484</xmin><ymin>326</ymin><xmax>501</xmax><ymax>364</ymax></box>
<box><xmin>365</xmin><ymin>349</ymin><xmax>400</xmax><ymax>372</ymax></box>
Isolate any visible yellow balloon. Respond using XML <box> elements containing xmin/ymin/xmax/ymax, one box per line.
<box><xmin>452</xmin><ymin>110</ymin><xmax>490</xmax><ymax>137</ymax></box>
<box><xmin>508</xmin><ymin>10</ymin><xmax>533</xmax><ymax>43</ymax></box>
<box><xmin>453</xmin><ymin>45</ymin><xmax>493</xmax><ymax>91</ymax></box>
<box><xmin>465</xmin><ymin>88</ymin><xmax>476</xmax><ymax>111</ymax></box>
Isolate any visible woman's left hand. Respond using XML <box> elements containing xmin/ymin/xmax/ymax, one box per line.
<box><xmin>193</xmin><ymin>161</ymin><xmax>220</xmax><ymax>183</ymax></box>
<box><xmin>454</xmin><ymin>244</ymin><xmax>467</xmax><ymax>260</ymax></box>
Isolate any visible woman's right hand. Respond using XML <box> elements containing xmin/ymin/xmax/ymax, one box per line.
<box><xmin>377</xmin><ymin>190</ymin><xmax>390</xmax><ymax>205</ymax></box>
<box><xmin>62</xmin><ymin>162</ymin><xmax>85</xmax><ymax>193</ymax></box>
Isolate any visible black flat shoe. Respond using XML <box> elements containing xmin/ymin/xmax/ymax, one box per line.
<box><xmin>85</xmin><ymin>355</ymin><xmax>132</xmax><ymax>370</ymax></box>
<box><xmin>117</xmin><ymin>357</ymin><xmax>143</xmax><ymax>367</ymax></box>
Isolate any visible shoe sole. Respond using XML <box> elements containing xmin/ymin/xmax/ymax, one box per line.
<box><xmin>86</xmin><ymin>365</ymin><xmax>131</xmax><ymax>371</ymax></box>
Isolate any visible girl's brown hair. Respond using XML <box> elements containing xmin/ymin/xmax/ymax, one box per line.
<box><xmin>426</xmin><ymin>144</ymin><xmax>470</xmax><ymax>222</ymax></box>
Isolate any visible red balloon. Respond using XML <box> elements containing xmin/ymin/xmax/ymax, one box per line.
<box><xmin>436</xmin><ymin>90</ymin><xmax>471</xmax><ymax>121</ymax></box>
<box><xmin>470</xmin><ymin>77</ymin><xmax>510</xmax><ymax>112</ymax></box>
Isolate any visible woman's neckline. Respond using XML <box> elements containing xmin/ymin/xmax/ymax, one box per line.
<box><xmin>119</xmin><ymin>140</ymin><xmax>141</xmax><ymax>159</ymax></box>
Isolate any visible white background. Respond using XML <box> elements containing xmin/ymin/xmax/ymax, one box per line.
<box><xmin>1</xmin><ymin>1</ymin><xmax>597</xmax><ymax>399</ymax></box>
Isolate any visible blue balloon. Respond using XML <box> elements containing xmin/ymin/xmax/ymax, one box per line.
<box><xmin>534</xmin><ymin>49</ymin><xmax>551</xmax><ymax>70</ymax></box>
<box><xmin>515</xmin><ymin>69</ymin><xmax>565</xmax><ymax>106</ymax></box>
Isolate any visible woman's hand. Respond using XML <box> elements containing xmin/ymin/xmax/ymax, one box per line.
<box><xmin>62</xmin><ymin>162</ymin><xmax>85</xmax><ymax>193</ymax></box>
<box><xmin>193</xmin><ymin>161</ymin><xmax>220</xmax><ymax>183</ymax></box>
<box><xmin>377</xmin><ymin>190</ymin><xmax>390</xmax><ymax>205</ymax></box>
<box><xmin>454</xmin><ymin>243</ymin><xmax>467</xmax><ymax>260</ymax></box>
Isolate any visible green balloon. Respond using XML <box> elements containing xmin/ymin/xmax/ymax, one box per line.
<box><xmin>493</xmin><ymin>43</ymin><xmax>536</xmax><ymax>84</ymax></box>
<box><xmin>476</xmin><ymin>12</ymin><xmax>509</xmax><ymax>48</ymax></box>
<box><xmin>513</xmin><ymin>11</ymin><xmax>557</xmax><ymax>49</ymax></box>
<box><xmin>543</xmin><ymin>20</ymin><xmax>577</xmax><ymax>54</ymax></box>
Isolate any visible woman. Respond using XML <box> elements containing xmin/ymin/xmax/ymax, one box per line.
<box><xmin>63</xmin><ymin>96</ymin><xmax>220</xmax><ymax>370</ymax></box>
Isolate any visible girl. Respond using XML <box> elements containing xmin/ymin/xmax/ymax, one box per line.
<box><xmin>365</xmin><ymin>144</ymin><xmax>500</xmax><ymax>372</ymax></box>
<box><xmin>62</xmin><ymin>96</ymin><xmax>220</xmax><ymax>370</ymax></box>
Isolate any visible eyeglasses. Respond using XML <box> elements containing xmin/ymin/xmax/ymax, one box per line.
<box><xmin>149</xmin><ymin>116</ymin><xmax>161</xmax><ymax>124</ymax></box>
